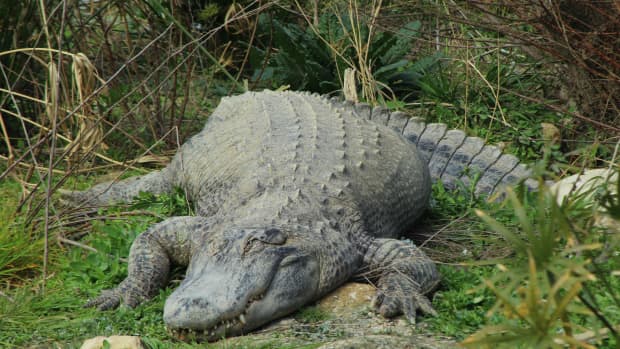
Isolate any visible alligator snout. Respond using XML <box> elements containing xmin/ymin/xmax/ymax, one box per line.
<box><xmin>163</xmin><ymin>260</ymin><xmax>262</xmax><ymax>336</ymax></box>
<box><xmin>163</xmin><ymin>228</ymin><xmax>321</xmax><ymax>342</ymax></box>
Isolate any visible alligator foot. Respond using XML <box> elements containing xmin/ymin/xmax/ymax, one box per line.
<box><xmin>85</xmin><ymin>283</ymin><xmax>146</xmax><ymax>310</ymax></box>
<box><xmin>362</xmin><ymin>238</ymin><xmax>440</xmax><ymax>323</ymax></box>
<box><xmin>372</xmin><ymin>272</ymin><xmax>437</xmax><ymax>323</ymax></box>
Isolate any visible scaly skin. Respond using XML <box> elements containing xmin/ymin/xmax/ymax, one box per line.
<box><xmin>64</xmin><ymin>90</ymin><xmax>532</xmax><ymax>341</ymax></box>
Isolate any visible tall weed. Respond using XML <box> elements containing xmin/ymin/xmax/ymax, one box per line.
<box><xmin>462</xmin><ymin>183</ymin><xmax>620</xmax><ymax>348</ymax></box>
<box><xmin>0</xmin><ymin>180</ymin><xmax>41</xmax><ymax>283</ymax></box>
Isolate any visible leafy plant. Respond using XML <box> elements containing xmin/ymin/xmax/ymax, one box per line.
<box><xmin>248</xmin><ymin>13</ymin><xmax>344</xmax><ymax>93</ymax></box>
<box><xmin>249</xmin><ymin>12</ymin><xmax>441</xmax><ymax>101</ymax></box>
<box><xmin>461</xmin><ymin>186</ymin><xmax>620</xmax><ymax>348</ymax></box>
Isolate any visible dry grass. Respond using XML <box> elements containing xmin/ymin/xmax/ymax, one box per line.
<box><xmin>293</xmin><ymin>0</ymin><xmax>393</xmax><ymax>104</ymax></box>
<box><xmin>0</xmin><ymin>0</ymin><xmax>268</xmax><ymax>285</ymax></box>
<box><xmin>393</xmin><ymin>1</ymin><xmax>620</xmax><ymax>134</ymax></box>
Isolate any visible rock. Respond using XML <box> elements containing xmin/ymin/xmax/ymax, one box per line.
<box><xmin>551</xmin><ymin>168</ymin><xmax>618</xmax><ymax>206</ymax></box>
<box><xmin>80</xmin><ymin>335</ymin><xmax>141</xmax><ymax>349</ymax></box>
<box><xmin>316</xmin><ymin>335</ymin><xmax>415</xmax><ymax>349</ymax></box>
<box><xmin>312</xmin><ymin>282</ymin><xmax>456</xmax><ymax>348</ymax></box>
<box><xmin>551</xmin><ymin>168</ymin><xmax>619</xmax><ymax>233</ymax></box>
<box><xmin>317</xmin><ymin>282</ymin><xmax>375</xmax><ymax>316</ymax></box>
<box><xmin>212</xmin><ymin>282</ymin><xmax>457</xmax><ymax>349</ymax></box>
<box><xmin>317</xmin><ymin>334</ymin><xmax>456</xmax><ymax>349</ymax></box>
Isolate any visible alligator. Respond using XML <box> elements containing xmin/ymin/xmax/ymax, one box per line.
<box><xmin>62</xmin><ymin>90</ymin><xmax>537</xmax><ymax>341</ymax></box>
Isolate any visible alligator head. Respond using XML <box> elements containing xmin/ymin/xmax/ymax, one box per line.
<box><xmin>163</xmin><ymin>226</ymin><xmax>321</xmax><ymax>341</ymax></box>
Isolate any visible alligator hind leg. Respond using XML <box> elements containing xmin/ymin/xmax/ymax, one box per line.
<box><xmin>61</xmin><ymin>168</ymin><xmax>173</xmax><ymax>207</ymax></box>
<box><xmin>85</xmin><ymin>216</ymin><xmax>208</xmax><ymax>310</ymax></box>
<box><xmin>360</xmin><ymin>238</ymin><xmax>440</xmax><ymax>322</ymax></box>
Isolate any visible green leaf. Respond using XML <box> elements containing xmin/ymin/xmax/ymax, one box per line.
<box><xmin>374</xmin><ymin>59</ymin><xmax>410</xmax><ymax>75</ymax></box>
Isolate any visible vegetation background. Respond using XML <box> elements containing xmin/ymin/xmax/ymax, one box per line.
<box><xmin>0</xmin><ymin>0</ymin><xmax>618</xmax><ymax>348</ymax></box>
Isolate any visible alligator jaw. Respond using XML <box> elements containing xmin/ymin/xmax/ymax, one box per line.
<box><xmin>168</xmin><ymin>312</ymin><xmax>248</xmax><ymax>342</ymax></box>
<box><xmin>167</xmin><ymin>293</ymin><xmax>264</xmax><ymax>342</ymax></box>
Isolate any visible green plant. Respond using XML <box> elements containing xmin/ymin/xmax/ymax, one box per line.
<box><xmin>426</xmin><ymin>265</ymin><xmax>496</xmax><ymax>339</ymax></box>
<box><xmin>249</xmin><ymin>12</ymin><xmax>441</xmax><ymax>101</ymax></box>
<box><xmin>461</xmin><ymin>186</ymin><xmax>620</xmax><ymax>348</ymax></box>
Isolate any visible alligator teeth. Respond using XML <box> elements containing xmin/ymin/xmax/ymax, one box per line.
<box><xmin>174</xmin><ymin>310</ymin><xmax>251</xmax><ymax>340</ymax></box>
<box><xmin>247</xmin><ymin>293</ymin><xmax>265</xmax><ymax>305</ymax></box>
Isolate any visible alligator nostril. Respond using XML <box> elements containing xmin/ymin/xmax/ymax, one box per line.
<box><xmin>189</xmin><ymin>298</ymin><xmax>210</xmax><ymax>308</ymax></box>
<box><xmin>164</xmin><ymin>296</ymin><xmax>215</xmax><ymax>330</ymax></box>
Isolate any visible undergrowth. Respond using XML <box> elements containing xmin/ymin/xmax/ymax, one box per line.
<box><xmin>249</xmin><ymin>11</ymin><xmax>441</xmax><ymax>102</ymax></box>
<box><xmin>0</xmin><ymin>180</ymin><xmax>42</xmax><ymax>283</ymax></box>
<box><xmin>0</xmin><ymin>182</ymin><xmax>183</xmax><ymax>347</ymax></box>
<box><xmin>423</xmin><ymin>172</ymin><xmax>620</xmax><ymax>348</ymax></box>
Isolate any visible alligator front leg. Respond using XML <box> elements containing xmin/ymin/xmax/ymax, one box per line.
<box><xmin>61</xmin><ymin>168</ymin><xmax>173</xmax><ymax>207</ymax></box>
<box><xmin>360</xmin><ymin>238</ymin><xmax>440</xmax><ymax>322</ymax></box>
<box><xmin>85</xmin><ymin>216</ymin><xmax>208</xmax><ymax>310</ymax></box>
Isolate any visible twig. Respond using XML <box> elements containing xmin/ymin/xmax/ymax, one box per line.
<box><xmin>0</xmin><ymin>111</ymin><xmax>14</xmax><ymax>166</ymax></box>
<box><xmin>419</xmin><ymin>213</ymin><xmax>468</xmax><ymax>248</ymax></box>
<box><xmin>57</xmin><ymin>236</ymin><xmax>97</xmax><ymax>253</ymax></box>
<box><xmin>0</xmin><ymin>154</ymin><xmax>65</xmax><ymax>175</ymax></box>
<box><xmin>0</xmin><ymin>290</ymin><xmax>15</xmax><ymax>303</ymax></box>
<box><xmin>506</xmin><ymin>90</ymin><xmax>620</xmax><ymax>134</ymax></box>
<box><xmin>56</xmin><ymin>237</ymin><xmax>127</xmax><ymax>263</ymax></box>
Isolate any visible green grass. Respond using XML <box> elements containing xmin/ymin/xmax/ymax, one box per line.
<box><xmin>0</xmin><ymin>181</ymin><xmax>181</xmax><ymax>347</ymax></box>
<box><xmin>426</xmin><ymin>265</ymin><xmax>497</xmax><ymax>339</ymax></box>
<box><xmin>0</xmin><ymin>180</ymin><xmax>43</xmax><ymax>282</ymax></box>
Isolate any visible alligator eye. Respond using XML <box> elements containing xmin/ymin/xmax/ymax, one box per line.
<box><xmin>242</xmin><ymin>238</ymin><xmax>260</xmax><ymax>255</ymax></box>
<box><xmin>241</xmin><ymin>227</ymin><xmax>288</xmax><ymax>255</ymax></box>
<box><xmin>264</xmin><ymin>228</ymin><xmax>281</xmax><ymax>236</ymax></box>
<box><xmin>250</xmin><ymin>227</ymin><xmax>287</xmax><ymax>245</ymax></box>
<box><xmin>261</xmin><ymin>228</ymin><xmax>286</xmax><ymax>244</ymax></box>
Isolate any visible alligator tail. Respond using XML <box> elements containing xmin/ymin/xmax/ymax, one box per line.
<box><xmin>342</xmin><ymin>100</ymin><xmax>539</xmax><ymax>196</ymax></box>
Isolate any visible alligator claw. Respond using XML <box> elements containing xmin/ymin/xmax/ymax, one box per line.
<box><xmin>85</xmin><ymin>285</ymin><xmax>144</xmax><ymax>310</ymax></box>
<box><xmin>84</xmin><ymin>290</ymin><xmax>122</xmax><ymax>310</ymax></box>
<box><xmin>372</xmin><ymin>273</ymin><xmax>437</xmax><ymax>323</ymax></box>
